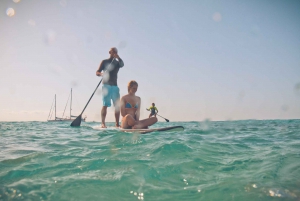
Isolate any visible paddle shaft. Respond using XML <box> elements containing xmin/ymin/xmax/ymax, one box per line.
<box><xmin>79</xmin><ymin>58</ymin><xmax>115</xmax><ymax>115</ymax></box>
<box><xmin>157</xmin><ymin>114</ymin><xmax>169</xmax><ymax>122</ymax></box>
<box><xmin>80</xmin><ymin>79</ymin><xmax>102</xmax><ymax>115</ymax></box>
<box><xmin>70</xmin><ymin>59</ymin><xmax>115</xmax><ymax>126</ymax></box>
<box><xmin>146</xmin><ymin>109</ymin><xmax>169</xmax><ymax>122</ymax></box>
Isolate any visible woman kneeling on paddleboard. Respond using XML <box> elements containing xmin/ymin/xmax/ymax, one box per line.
<box><xmin>121</xmin><ymin>80</ymin><xmax>157</xmax><ymax>129</ymax></box>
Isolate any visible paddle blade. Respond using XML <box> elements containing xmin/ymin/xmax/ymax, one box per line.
<box><xmin>165</xmin><ymin>119</ymin><xmax>170</xmax><ymax>122</ymax></box>
<box><xmin>70</xmin><ymin>115</ymin><xmax>82</xmax><ymax>127</ymax></box>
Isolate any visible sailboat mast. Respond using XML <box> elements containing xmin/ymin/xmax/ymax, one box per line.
<box><xmin>70</xmin><ymin>88</ymin><xmax>72</xmax><ymax>119</ymax></box>
<box><xmin>55</xmin><ymin>94</ymin><xmax>56</xmax><ymax>120</ymax></box>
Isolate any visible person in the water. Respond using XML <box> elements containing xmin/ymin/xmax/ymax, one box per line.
<box><xmin>120</xmin><ymin>80</ymin><xmax>157</xmax><ymax>129</ymax></box>
<box><xmin>147</xmin><ymin>103</ymin><xmax>158</xmax><ymax>118</ymax></box>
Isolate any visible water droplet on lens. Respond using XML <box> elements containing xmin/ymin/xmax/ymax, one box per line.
<box><xmin>45</xmin><ymin>30</ymin><xmax>56</xmax><ymax>45</ymax></box>
<box><xmin>60</xmin><ymin>0</ymin><xmax>67</xmax><ymax>7</ymax></box>
<box><xmin>28</xmin><ymin>19</ymin><xmax>36</xmax><ymax>26</ymax></box>
<box><xmin>281</xmin><ymin>105</ymin><xmax>288</xmax><ymax>112</ymax></box>
<box><xmin>213</xmin><ymin>12</ymin><xmax>222</xmax><ymax>22</ymax></box>
<box><xmin>118</xmin><ymin>41</ymin><xmax>127</xmax><ymax>49</ymax></box>
<box><xmin>294</xmin><ymin>83</ymin><xmax>300</xmax><ymax>95</ymax></box>
<box><xmin>6</xmin><ymin>8</ymin><xmax>15</xmax><ymax>17</ymax></box>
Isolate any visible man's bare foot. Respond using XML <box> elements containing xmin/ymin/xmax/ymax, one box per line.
<box><xmin>115</xmin><ymin>123</ymin><xmax>120</xmax><ymax>128</ymax></box>
<box><xmin>101</xmin><ymin>124</ymin><xmax>107</xmax><ymax>128</ymax></box>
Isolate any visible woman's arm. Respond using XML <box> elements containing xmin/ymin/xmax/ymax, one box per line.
<box><xmin>135</xmin><ymin>97</ymin><xmax>141</xmax><ymax>121</ymax></box>
<box><xmin>120</xmin><ymin>97</ymin><xmax>126</xmax><ymax>117</ymax></box>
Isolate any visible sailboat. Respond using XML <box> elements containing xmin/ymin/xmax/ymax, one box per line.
<box><xmin>47</xmin><ymin>88</ymin><xmax>86</xmax><ymax>122</ymax></box>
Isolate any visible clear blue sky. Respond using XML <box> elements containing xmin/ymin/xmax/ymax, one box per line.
<box><xmin>1</xmin><ymin>0</ymin><xmax>300</xmax><ymax>122</ymax></box>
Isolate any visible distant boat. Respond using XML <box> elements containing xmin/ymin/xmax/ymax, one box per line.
<box><xmin>47</xmin><ymin>88</ymin><xmax>86</xmax><ymax>122</ymax></box>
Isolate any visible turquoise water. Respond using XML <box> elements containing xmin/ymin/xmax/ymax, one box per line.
<box><xmin>0</xmin><ymin>120</ymin><xmax>300</xmax><ymax>201</ymax></box>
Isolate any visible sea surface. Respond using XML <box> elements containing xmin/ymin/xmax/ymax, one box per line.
<box><xmin>0</xmin><ymin>120</ymin><xmax>300</xmax><ymax>201</ymax></box>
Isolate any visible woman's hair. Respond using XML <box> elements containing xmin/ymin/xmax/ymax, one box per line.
<box><xmin>128</xmin><ymin>80</ymin><xmax>138</xmax><ymax>92</ymax></box>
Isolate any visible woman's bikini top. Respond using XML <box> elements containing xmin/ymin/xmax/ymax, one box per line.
<box><xmin>125</xmin><ymin>102</ymin><xmax>139</xmax><ymax>109</ymax></box>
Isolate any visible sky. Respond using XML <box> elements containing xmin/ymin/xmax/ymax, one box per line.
<box><xmin>0</xmin><ymin>0</ymin><xmax>300</xmax><ymax>122</ymax></box>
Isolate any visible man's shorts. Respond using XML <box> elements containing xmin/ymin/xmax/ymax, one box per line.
<box><xmin>102</xmin><ymin>84</ymin><xmax>120</xmax><ymax>107</ymax></box>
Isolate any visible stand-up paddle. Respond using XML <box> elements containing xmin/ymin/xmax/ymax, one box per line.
<box><xmin>70</xmin><ymin>79</ymin><xmax>102</xmax><ymax>127</ymax></box>
<box><xmin>71</xmin><ymin>59</ymin><xmax>115</xmax><ymax>127</ymax></box>
<box><xmin>146</xmin><ymin>108</ymin><xmax>169</xmax><ymax>122</ymax></box>
<box><xmin>157</xmin><ymin>114</ymin><xmax>170</xmax><ymax>122</ymax></box>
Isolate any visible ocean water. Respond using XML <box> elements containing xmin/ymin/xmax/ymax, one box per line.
<box><xmin>0</xmin><ymin>120</ymin><xmax>300</xmax><ymax>201</ymax></box>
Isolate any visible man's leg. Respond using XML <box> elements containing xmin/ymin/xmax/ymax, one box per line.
<box><xmin>101</xmin><ymin>106</ymin><xmax>108</xmax><ymax>128</ymax></box>
<box><xmin>101</xmin><ymin>84</ymin><xmax>111</xmax><ymax>128</ymax></box>
<box><xmin>112</xmin><ymin>86</ymin><xmax>121</xmax><ymax>127</ymax></box>
<box><xmin>114</xmin><ymin>99</ymin><xmax>120</xmax><ymax>127</ymax></box>
<box><xmin>115</xmin><ymin>109</ymin><xmax>120</xmax><ymax>127</ymax></box>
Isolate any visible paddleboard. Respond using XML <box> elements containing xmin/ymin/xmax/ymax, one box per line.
<box><xmin>92</xmin><ymin>126</ymin><xmax>119</xmax><ymax>130</ymax></box>
<box><xmin>119</xmin><ymin>126</ymin><xmax>184</xmax><ymax>134</ymax></box>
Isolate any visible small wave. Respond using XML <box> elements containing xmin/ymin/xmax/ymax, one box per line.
<box><xmin>0</xmin><ymin>152</ymin><xmax>46</xmax><ymax>164</ymax></box>
<box><xmin>152</xmin><ymin>142</ymin><xmax>193</xmax><ymax>155</ymax></box>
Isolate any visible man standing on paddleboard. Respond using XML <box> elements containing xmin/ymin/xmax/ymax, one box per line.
<box><xmin>96</xmin><ymin>47</ymin><xmax>124</xmax><ymax>128</ymax></box>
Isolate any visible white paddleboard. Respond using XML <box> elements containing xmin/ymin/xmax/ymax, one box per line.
<box><xmin>92</xmin><ymin>126</ymin><xmax>119</xmax><ymax>130</ymax></box>
<box><xmin>119</xmin><ymin>126</ymin><xmax>184</xmax><ymax>134</ymax></box>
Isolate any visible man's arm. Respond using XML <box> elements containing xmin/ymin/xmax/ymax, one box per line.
<box><xmin>118</xmin><ymin>58</ymin><xmax>124</xmax><ymax>67</ymax></box>
<box><xmin>113</xmin><ymin>53</ymin><xmax>124</xmax><ymax>68</ymax></box>
<box><xmin>96</xmin><ymin>61</ymin><xmax>104</xmax><ymax>76</ymax></box>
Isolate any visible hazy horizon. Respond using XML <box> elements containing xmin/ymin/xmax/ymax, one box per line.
<box><xmin>1</xmin><ymin>0</ymin><xmax>300</xmax><ymax>122</ymax></box>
